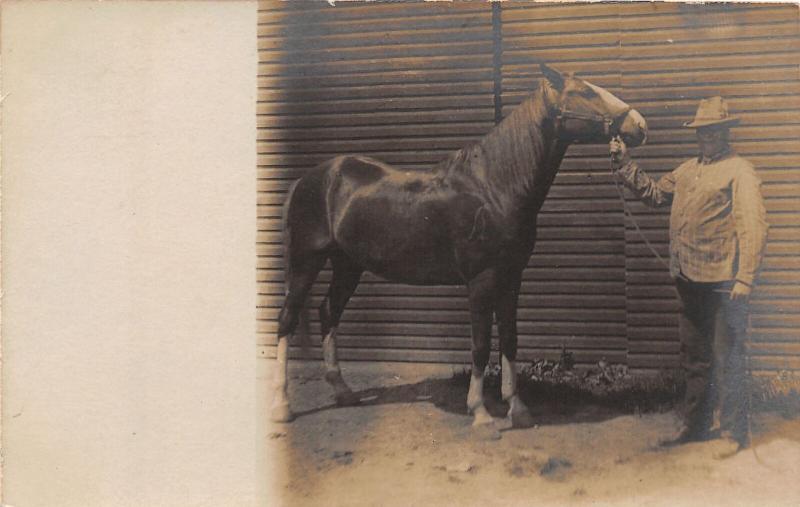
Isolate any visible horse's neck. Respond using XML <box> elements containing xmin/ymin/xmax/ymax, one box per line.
<box><xmin>528</xmin><ymin>137</ymin><xmax>568</xmax><ymax>212</ymax></box>
<box><xmin>473</xmin><ymin>86</ymin><xmax>566</xmax><ymax>219</ymax></box>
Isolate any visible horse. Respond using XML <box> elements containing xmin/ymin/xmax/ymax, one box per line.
<box><xmin>270</xmin><ymin>64</ymin><xmax>647</xmax><ymax>432</ymax></box>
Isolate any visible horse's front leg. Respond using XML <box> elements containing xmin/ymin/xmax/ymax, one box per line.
<box><xmin>466</xmin><ymin>270</ymin><xmax>497</xmax><ymax>430</ymax></box>
<box><xmin>497</xmin><ymin>278</ymin><xmax>535</xmax><ymax>428</ymax></box>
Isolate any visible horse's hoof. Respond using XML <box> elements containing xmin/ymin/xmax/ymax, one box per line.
<box><xmin>472</xmin><ymin>406</ymin><xmax>494</xmax><ymax>428</ymax></box>
<box><xmin>335</xmin><ymin>391</ymin><xmax>362</xmax><ymax>407</ymax></box>
<box><xmin>509</xmin><ymin>409</ymin><xmax>536</xmax><ymax>429</ymax></box>
<box><xmin>270</xmin><ymin>403</ymin><xmax>295</xmax><ymax>423</ymax></box>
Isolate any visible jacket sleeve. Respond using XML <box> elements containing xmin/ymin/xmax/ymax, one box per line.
<box><xmin>732</xmin><ymin>164</ymin><xmax>769</xmax><ymax>287</ymax></box>
<box><xmin>615</xmin><ymin>159</ymin><xmax>676</xmax><ymax>208</ymax></box>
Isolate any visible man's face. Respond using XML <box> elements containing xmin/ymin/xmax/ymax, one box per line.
<box><xmin>696</xmin><ymin>126</ymin><xmax>728</xmax><ymax>159</ymax></box>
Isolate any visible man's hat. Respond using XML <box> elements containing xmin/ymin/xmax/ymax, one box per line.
<box><xmin>683</xmin><ymin>96</ymin><xmax>740</xmax><ymax>129</ymax></box>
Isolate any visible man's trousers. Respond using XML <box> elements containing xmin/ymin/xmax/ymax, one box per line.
<box><xmin>675</xmin><ymin>276</ymin><xmax>750</xmax><ymax>444</ymax></box>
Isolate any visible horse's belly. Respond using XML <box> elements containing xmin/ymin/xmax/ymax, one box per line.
<box><xmin>369</xmin><ymin>255</ymin><xmax>464</xmax><ymax>286</ymax></box>
<box><xmin>345</xmin><ymin>233</ymin><xmax>463</xmax><ymax>285</ymax></box>
<box><xmin>334</xmin><ymin>199</ymin><xmax>464</xmax><ymax>285</ymax></box>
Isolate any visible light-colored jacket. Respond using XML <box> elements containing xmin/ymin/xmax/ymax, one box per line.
<box><xmin>617</xmin><ymin>149</ymin><xmax>768</xmax><ymax>286</ymax></box>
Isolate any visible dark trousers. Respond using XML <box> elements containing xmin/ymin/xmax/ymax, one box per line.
<box><xmin>675</xmin><ymin>276</ymin><xmax>750</xmax><ymax>442</ymax></box>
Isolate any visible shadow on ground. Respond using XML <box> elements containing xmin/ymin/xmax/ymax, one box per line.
<box><xmin>291</xmin><ymin>370</ymin><xmax>679</xmax><ymax>428</ymax></box>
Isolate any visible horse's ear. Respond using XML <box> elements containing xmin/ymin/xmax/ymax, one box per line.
<box><xmin>540</xmin><ymin>63</ymin><xmax>565</xmax><ymax>91</ymax></box>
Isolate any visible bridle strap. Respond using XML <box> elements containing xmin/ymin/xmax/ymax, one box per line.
<box><xmin>555</xmin><ymin>106</ymin><xmax>631</xmax><ymax>138</ymax></box>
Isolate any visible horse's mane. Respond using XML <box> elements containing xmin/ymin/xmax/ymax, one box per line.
<box><xmin>435</xmin><ymin>82</ymin><xmax>551</xmax><ymax>208</ymax></box>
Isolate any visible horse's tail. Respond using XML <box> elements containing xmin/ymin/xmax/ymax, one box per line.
<box><xmin>282</xmin><ymin>179</ymin><xmax>313</xmax><ymax>357</ymax></box>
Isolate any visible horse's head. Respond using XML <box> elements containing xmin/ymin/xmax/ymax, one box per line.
<box><xmin>540</xmin><ymin>63</ymin><xmax>647</xmax><ymax>147</ymax></box>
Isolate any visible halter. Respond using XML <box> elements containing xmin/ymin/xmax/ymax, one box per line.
<box><xmin>539</xmin><ymin>78</ymin><xmax>634</xmax><ymax>140</ymax></box>
<box><xmin>554</xmin><ymin>106</ymin><xmax>631</xmax><ymax>139</ymax></box>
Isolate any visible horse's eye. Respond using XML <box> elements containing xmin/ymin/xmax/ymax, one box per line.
<box><xmin>579</xmin><ymin>87</ymin><xmax>597</xmax><ymax>98</ymax></box>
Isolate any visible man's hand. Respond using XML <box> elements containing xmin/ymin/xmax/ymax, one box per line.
<box><xmin>609</xmin><ymin>136</ymin><xmax>629</xmax><ymax>171</ymax></box>
<box><xmin>730</xmin><ymin>281</ymin><xmax>752</xmax><ymax>301</ymax></box>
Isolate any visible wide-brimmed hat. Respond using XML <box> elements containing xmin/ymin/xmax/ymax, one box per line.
<box><xmin>683</xmin><ymin>96</ymin><xmax>740</xmax><ymax>128</ymax></box>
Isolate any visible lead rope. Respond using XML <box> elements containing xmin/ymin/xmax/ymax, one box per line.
<box><xmin>610</xmin><ymin>162</ymin><xmax>670</xmax><ymax>270</ymax></box>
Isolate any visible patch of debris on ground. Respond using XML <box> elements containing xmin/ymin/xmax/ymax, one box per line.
<box><xmin>454</xmin><ymin>347</ymin><xmax>800</xmax><ymax>419</ymax></box>
<box><xmin>752</xmin><ymin>369</ymin><xmax>800</xmax><ymax>418</ymax></box>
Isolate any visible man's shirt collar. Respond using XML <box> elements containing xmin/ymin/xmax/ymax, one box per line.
<box><xmin>698</xmin><ymin>146</ymin><xmax>734</xmax><ymax>165</ymax></box>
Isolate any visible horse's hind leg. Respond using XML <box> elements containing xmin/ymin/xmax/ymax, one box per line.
<box><xmin>271</xmin><ymin>254</ymin><xmax>326</xmax><ymax>423</ymax></box>
<box><xmin>320</xmin><ymin>252</ymin><xmax>362</xmax><ymax>406</ymax></box>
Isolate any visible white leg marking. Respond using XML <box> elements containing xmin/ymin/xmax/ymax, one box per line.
<box><xmin>270</xmin><ymin>335</ymin><xmax>293</xmax><ymax>422</ymax></box>
<box><xmin>322</xmin><ymin>327</ymin><xmax>340</xmax><ymax>373</ymax></box>
<box><xmin>323</xmin><ymin>328</ymin><xmax>358</xmax><ymax>405</ymax></box>
<box><xmin>473</xmin><ymin>405</ymin><xmax>495</xmax><ymax>427</ymax></box>
<box><xmin>467</xmin><ymin>370</ymin><xmax>484</xmax><ymax>412</ymax></box>
<box><xmin>501</xmin><ymin>355</ymin><xmax>534</xmax><ymax>427</ymax></box>
<box><xmin>468</xmin><ymin>369</ymin><xmax>495</xmax><ymax>427</ymax></box>
<box><xmin>501</xmin><ymin>355</ymin><xmax>517</xmax><ymax>401</ymax></box>
<box><xmin>507</xmin><ymin>394</ymin><xmax>534</xmax><ymax>428</ymax></box>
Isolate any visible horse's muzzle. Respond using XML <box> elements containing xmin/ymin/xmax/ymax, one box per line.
<box><xmin>617</xmin><ymin>108</ymin><xmax>648</xmax><ymax>147</ymax></box>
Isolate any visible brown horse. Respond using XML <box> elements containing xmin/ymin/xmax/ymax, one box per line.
<box><xmin>271</xmin><ymin>64</ymin><xmax>647</xmax><ymax>432</ymax></box>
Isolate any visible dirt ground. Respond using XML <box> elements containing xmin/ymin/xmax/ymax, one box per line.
<box><xmin>261</xmin><ymin>360</ymin><xmax>800</xmax><ymax>507</ymax></box>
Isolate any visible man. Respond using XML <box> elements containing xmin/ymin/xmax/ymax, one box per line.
<box><xmin>609</xmin><ymin>96</ymin><xmax>768</xmax><ymax>451</ymax></box>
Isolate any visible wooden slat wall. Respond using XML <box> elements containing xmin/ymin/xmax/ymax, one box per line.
<box><xmin>499</xmin><ymin>3</ymin><xmax>628</xmax><ymax>367</ymax></box>
<box><xmin>257</xmin><ymin>1</ymin><xmax>496</xmax><ymax>363</ymax></box>
<box><xmin>258</xmin><ymin>2</ymin><xmax>800</xmax><ymax>373</ymax></box>
<box><xmin>617</xmin><ymin>3</ymin><xmax>800</xmax><ymax>372</ymax></box>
